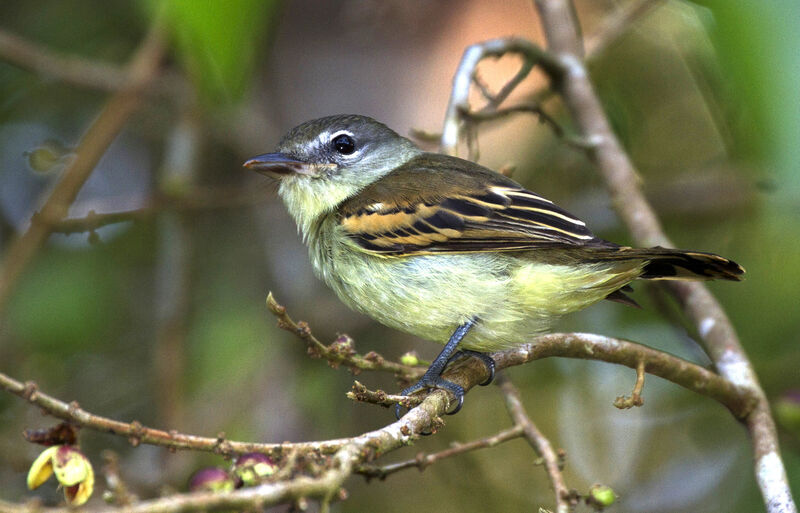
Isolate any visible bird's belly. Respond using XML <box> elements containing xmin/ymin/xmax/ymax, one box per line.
<box><xmin>313</xmin><ymin>246</ymin><xmax>634</xmax><ymax>351</ymax></box>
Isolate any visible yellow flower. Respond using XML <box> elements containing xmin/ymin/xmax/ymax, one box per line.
<box><xmin>27</xmin><ymin>445</ymin><xmax>95</xmax><ymax>506</ymax></box>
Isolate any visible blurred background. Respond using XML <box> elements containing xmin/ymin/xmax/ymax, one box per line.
<box><xmin>0</xmin><ymin>0</ymin><xmax>798</xmax><ymax>511</ymax></box>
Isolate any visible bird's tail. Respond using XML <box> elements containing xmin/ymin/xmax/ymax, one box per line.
<box><xmin>620</xmin><ymin>246</ymin><xmax>745</xmax><ymax>281</ymax></box>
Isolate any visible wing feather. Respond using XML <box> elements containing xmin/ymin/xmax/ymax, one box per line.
<box><xmin>336</xmin><ymin>154</ymin><xmax>603</xmax><ymax>257</ymax></box>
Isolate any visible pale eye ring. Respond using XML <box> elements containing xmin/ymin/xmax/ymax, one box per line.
<box><xmin>332</xmin><ymin>133</ymin><xmax>356</xmax><ymax>155</ymax></box>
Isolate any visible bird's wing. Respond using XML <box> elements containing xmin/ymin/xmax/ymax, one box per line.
<box><xmin>336</xmin><ymin>154</ymin><xmax>604</xmax><ymax>257</ymax></box>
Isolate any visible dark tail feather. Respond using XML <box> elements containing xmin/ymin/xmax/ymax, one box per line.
<box><xmin>605</xmin><ymin>288</ymin><xmax>642</xmax><ymax>308</ymax></box>
<box><xmin>635</xmin><ymin>247</ymin><xmax>744</xmax><ymax>281</ymax></box>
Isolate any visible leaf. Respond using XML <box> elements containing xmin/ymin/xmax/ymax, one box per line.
<box><xmin>160</xmin><ymin>0</ymin><xmax>279</xmax><ymax>103</ymax></box>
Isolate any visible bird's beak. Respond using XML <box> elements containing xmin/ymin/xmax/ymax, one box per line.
<box><xmin>243</xmin><ymin>153</ymin><xmax>315</xmax><ymax>177</ymax></box>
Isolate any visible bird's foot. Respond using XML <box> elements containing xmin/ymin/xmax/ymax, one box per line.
<box><xmin>393</xmin><ymin>351</ymin><xmax>496</xmax><ymax>420</ymax></box>
<box><xmin>394</xmin><ymin>374</ymin><xmax>465</xmax><ymax>420</ymax></box>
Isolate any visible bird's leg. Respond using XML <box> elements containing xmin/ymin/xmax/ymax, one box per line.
<box><xmin>395</xmin><ymin>319</ymin><xmax>494</xmax><ymax>419</ymax></box>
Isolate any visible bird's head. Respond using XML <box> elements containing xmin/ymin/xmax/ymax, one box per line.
<box><xmin>245</xmin><ymin>115</ymin><xmax>420</xmax><ymax>237</ymax></box>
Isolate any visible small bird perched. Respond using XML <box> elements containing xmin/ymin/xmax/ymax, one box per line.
<box><xmin>245</xmin><ymin>114</ymin><xmax>743</xmax><ymax>417</ymax></box>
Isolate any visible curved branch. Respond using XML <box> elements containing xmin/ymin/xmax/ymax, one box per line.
<box><xmin>532</xmin><ymin>1</ymin><xmax>796</xmax><ymax>511</ymax></box>
<box><xmin>440</xmin><ymin>37</ymin><xmax>563</xmax><ymax>156</ymax></box>
<box><xmin>0</xmin><ymin>325</ymin><xmax>759</xmax><ymax>512</ymax></box>
<box><xmin>492</xmin><ymin>333</ymin><xmax>755</xmax><ymax>418</ymax></box>
<box><xmin>499</xmin><ymin>376</ymin><xmax>572</xmax><ymax>513</ymax></box>
<box><xmin>0</xmin><ymin>330</ymin><xmax>754</xmax><ymax>459</ymax></box>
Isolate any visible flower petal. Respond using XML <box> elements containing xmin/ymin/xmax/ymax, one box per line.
<box><xmin>53</xmin><ymin>446</ymin><xmax>90</xmax><ymax>486</ymax></box>
<box><xmin>27</xmin><ymin>446</ymin><xmax>58</xmax><ymax>490</ymax></box>
<box><xmin>63</xmin><ymin>461</ymin><xmax>94</xmax><ymax>506</ymax></box>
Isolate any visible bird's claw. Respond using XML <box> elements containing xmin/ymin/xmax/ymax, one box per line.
<box><xmin>394</xmin><ymin>376</ymin><xmax>465</xmax><ymax>421</ymax></box>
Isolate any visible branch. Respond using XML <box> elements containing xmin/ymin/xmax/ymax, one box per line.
<box><xmin>266</xmin><ymin>293</ymin><xmax>422</xmax><ymax>380</ymax></box>
<box><xmin>584</xmin><ymin>0</ymin><xmax>666</xmax><ymax>57</ymax></box>
<box><xmin>0</xmin><ymin>367</ymin><xmax>466</xmax><ymax>512</ymax></box>
<box><xmin>613</xmin><ymin>359</ymin><xmax>645</xmax><ymax>409</ymax></box>
<box><xmin>267</xmin><ymin>294</ymin><xmax>752</xmax><ymax>416</ymax></box>
<box><xmin>0</xmin><ymin>447</ymin><xmax>356</xmax><ymax>513</ymax></box>
<box><xmin>439</xmin><ymin>0</ymin><xmax>665</xmax><ymax>159</ymax></box>
<box><xmin>0</xmin><ymin>15</ymin><xmax>167</xmax><ymax>316</ymax></box>
<box><xmin>356</xmin><ymin>425</ymin><xmax>524</xmax><ymax>479</ymax></box>
<box><xmin>0</xmin><ymin>326</ymin><xmax>755</xmax><ymax>462</ymax></box>
<box><xmin>498</xmin><ymin>333</ymin><xmax>755</xmax><ymax>418</ymax></box>
<box><xmin>460</xmin><ymin>102</ymin><xmax>594</xmax><ymax>150</ymax></box>
<box><xmin>499</xmin><ymin>376</ymin><xmax>573</xmax><ymax>513</ymax></box>
<box><xmin>49</xmin><ymin>187</ymin><xmax>270</xmax><ymax>235</ymax></box>
<box><xmin>0</xmin><ymin>27</ymin><xmax>184</xmax><ymax>96</ymax></box>
<box><xmin>1</xmin><ymin>323</ymin><xmax>761</xmax><ymax>512</ymax></box>
<box><xmin>347</xmin><ymin>381</ymin><xmax>422</xmax><ymax>410</ymax></box>
<box><xmin>440</xmin><ymin>37</ymin><xmax>563</xmax><ymax>156</ymax></box>
<box><xmin>532</xmin><ymin>1</ymin><xmax>796</xmax><ymax>511</ymax></box>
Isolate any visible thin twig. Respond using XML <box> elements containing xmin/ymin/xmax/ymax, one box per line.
<box><xmin>439</xmin><ymin>0</ymin><xmax>664</xmax><ymax>158</ymax></box>
<box><xmin>0</xmin><ymin>27</ymin><xmax>185</xmax><ymax>96</ymax></box>
<box><xmin>1</xmin><ymin>446</ymin><xmax>357</xmax><ymax>513</ymax></box>
<box><xmin>460</xmin><ymin>102</ymin><xmax>595</xmax><ymax>149</ymax></box>
<box><xmin>50</xmin><ymin>187</ymin><xmax>270</xmax><ymax>235</ymax></box>
<box><xmin>101</xmin><ymin>451</ymin><xmax>137</xmax><ymax>507</ymax></box>
<box><xmin>585</xmin><ymin>0</ymin><xmax>666</xmax><ymax>57</ymax></box>
<box><xmin>266</xmin><ymin>293</ymin><xmax>422</xmax><ymax>380</ymax></box>
<box><xmin>268</xmin><ymin>295</ymin><xmax>753</xmax><ymax>416</ymax></box>
<box><xmin>441</xmin><ymin>37</ymin><xmax>563</xmax><ymax>156</ymax></box>
<box><xmin>346</xmin><ymin>381</ymin><xmax>421</xmax><ymax>410</ymax></box>
<box><xmin>356</xmin><ymin>425</ymin><xmax>524</xmax><ymax>479</ymax></box>
<box><xmin>484</xmin><ymin>58</ymin><xmax>535</xmax><ymax>110</ymax></box>
<box><xmin>614</xmin><ymin>359</ymin><xmax>646</xmax><ymax>409</ymax></box>
<box><xmin>0</xmin><ymin>328</ymin><xmax>756</xmax><ymax>460</ymax></box>
<box><xmin>499</xmin><ymin>376</ymin><xmax>573</xmax><ymax>513</ymax></box>
<box><xmin>0</xmin><ymin>28</ymin><xmax>129</xmax><ymax>91</ymax></box>
<box><xmin>532</xmin><ymin>1</ymin><xmax>796</xmax><ymax>511</ymax></box>
<box><xmin>0</xmin><ymin>14</ymin><xmax>167</xmax><ymax>316</ymax></box>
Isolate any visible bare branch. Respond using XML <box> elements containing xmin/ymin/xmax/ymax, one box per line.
<box><xmin>499</xmin><ymin>376</ymin><xmax>573</xmax><ymax>513</ymax></box>
<box><xmin>0</xmin><ymin>447</ymin><xmax>356</xmax><ymax>513</ymax></box>
<box><xmin>0</xmin><ymin>28</ymin><xmax>129</xmax><ymax>91</ymax></box>
<box><xmin>356</xmin><ymin>425</ymin><xmax>524</xmax><ymax>479</ymax></box>
<box><xmin>585</xmin><ymin>0</ymin><xmax>666</xmax><ymax>57</ymax></box>
<box><xmin>614</xmin><ymin>359</ymin><xmax>646</xmax><ymax>409</ymax></box>
<box><xmin>346</xmin><ymin>381</ymin><xmax>421</xmax><ymax>410</ymax></box>
<box><xmin>493</xmin><ymin>333</ymin><xmax>755</xmax><ymax>418</ymax></box>
<box><xmin>532</xmin><ymin>1</ymin><xmax>796</xmax><ymax>511</ymax></box>
<box><xmin>0</xmin><ymin>27</ymin><xmax>185</xmax><ymax>96</ymax></box>
<box><xmin>266</xmin><ymin>293</ymin><xmax>423</xmax><ymax>380</ymax></box>
<box><xmin>439</xmin><ymin>0</ymin><xmax>665</xmax><ymax>159</ymax></box>
<box><xmin>440</xmin><ymin>37</ymin><xmax>563</xmax><ymax>155</ymax></box>
<box><xmin>460</xmin><ymin>102</ymin><xmax>595</xmax><ymax>150</ymax></box>
<box><xmin>268</xmin><ymin>293</ymin><xmax>754</xmax><ymax>417</ymax></box>
<box><xmin>50</xmin><ymin>187</ymin><xmax>269</xmax><ymax>235</ymax></box>
<box><xmin>0</xmin><ymin>326</ymin><xmax>755</xmax><ymax>462</ymax></box>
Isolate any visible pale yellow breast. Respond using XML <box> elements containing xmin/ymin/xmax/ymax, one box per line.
<box><xmin>307</xmin><ymin>217</ymin><xmax>642</xmax><ymax>351</ymax></box>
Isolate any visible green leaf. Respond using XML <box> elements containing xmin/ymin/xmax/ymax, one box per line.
<box><xmin>161</xmin><ymin>0</ymin><xmax>279</xmax><ymax>104</ymax></box>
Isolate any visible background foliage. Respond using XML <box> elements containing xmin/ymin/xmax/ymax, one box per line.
<box><xmin>0</xmin><ymin>0</ymin><xmax>798</xmax><ymax>511</ymax></box>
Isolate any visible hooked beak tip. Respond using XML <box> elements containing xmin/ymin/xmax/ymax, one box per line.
<box><xmin>242</xmin><ymin>158</ymin><xmax>265</xmax><ymax>169</ymax></box>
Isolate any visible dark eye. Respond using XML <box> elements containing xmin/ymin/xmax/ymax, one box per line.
<box><xmin>332</xmin><ymin>134</ymin><xmax>356</xmax><ymax>155</ymax></box>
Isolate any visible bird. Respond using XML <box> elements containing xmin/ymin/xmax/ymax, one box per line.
<box><xmin>245</xmin><ymin>114</ymin><xmax>744</xmax><ymax>417</ymax></box>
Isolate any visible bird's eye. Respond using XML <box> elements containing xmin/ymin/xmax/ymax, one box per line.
<box><xmin>332</xmin><ymin>134</ymin><xmax>356</xmax><ymax>155</ymax></box>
